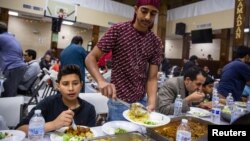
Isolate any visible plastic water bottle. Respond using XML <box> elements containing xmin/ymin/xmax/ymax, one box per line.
<box><xmin>174</xmin><ymin>94</ymin><xmax>183</xmax><ymax>116</ymax></box>
<box><xmin>28</xmin><ymin>109</ymin><xmax>45</xmax><ymax>141</ymax></box>
<box><xmin>176</xmin><ymin>119</ymin><xmax>191</xmax><ymax>141</ymax></box>
<box><xmin>247</xmin><ymin>95</ymin><xmax>250</xmax><ymax>112</ymax></box>
<box><xmin>211</xmin><ymin>90</ymin><xmax>221</xmax><ymax>124</ymax></box>
<box><xmin>226</xmin><ymin>93</ymin><xmax>234</xmax><ymax>111</ymax></box>
<box><xmin>211</xmin><ymin>89</ymin><xmax>219</xmax><ymax>107</ymax></box>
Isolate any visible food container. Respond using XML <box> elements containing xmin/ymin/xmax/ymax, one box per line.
<box><xmin>146</xmin><ymin>116</ymin><xmax>214</xmax><ymax>141</ymax></box>
<box><xmin>86</xmin><ymin>131</ymin><xmax>155</xmax><ymax>141</ymax></box>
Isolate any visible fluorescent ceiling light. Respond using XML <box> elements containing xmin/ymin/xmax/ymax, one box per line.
<box><xmin>62</xmin><ymin>21</ymin><xmax>74</xmax><ymax>25</ymax></box>
<box><xmin>8</xmin><ymin>11</ymin><xmax>18</xmax><ymax>16</ymax></box>
<box><xmin>244</xmin><ymin>28</ymin><xmax>249</xmax><ymax>33</ymax></box>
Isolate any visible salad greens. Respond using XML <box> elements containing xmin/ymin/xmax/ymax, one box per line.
<box><xmin>114</xmin><ymin>128</ymin><xmax>127</xmax><ymax>134</ymax></box>
<box><xmin>62</xmin><ymin>134</ymin><xmax>83</xmax><ymax>141</ymax></box>
<box><xmin>0</xmin><ymin>132</ymin><xmax>7</xmax><ymax>139</ymax></box>
<box><xmin>144</xmin><ymin>121</ymin><xmax>157</xmax><ymax>125</ymax></box>
<box><xmin>0</xmin><ymin>132</ymin><xmax>12</xmax><ymax>139</ymax></box>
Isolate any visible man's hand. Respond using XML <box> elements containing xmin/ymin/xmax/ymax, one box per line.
<box><xmin>98</xmin><ymin>81</ymin><xmax>117</xmax><ymax>99</ymax></box>
<box><xmin>147</xmin><ymin>104</ymin><xmax>155</xmax><ymax>112</ymax></box>
<box><xmin>186</xmin><ymin>91</ymin><xmax>205</xmax><ymax>103</ymax></box>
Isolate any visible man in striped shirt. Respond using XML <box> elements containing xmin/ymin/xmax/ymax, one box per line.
<box><xmin>85</xmin><ymin>0</ymin><xmax>162</xmax><ymax>121</ymax></box>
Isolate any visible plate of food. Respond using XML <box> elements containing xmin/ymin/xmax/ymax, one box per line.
<box><xmin>50</xmin><ymin>126</ymin><xmax>97</xmax><ymax>141</ymax></box>
<box><xmin>123</xmin><ymin>110</ymin><xmax>170</xmax><ymax>128</ymax></box>
<box><xmin>235</xmin><ymin>101</ymin><xmax>247</xmax><ymax>108</ymax></box>
<box><xmin>187</xmin><ymin>107</ymin><xmax>211</xmax><ymax>117</ymax></box>
<box><xmin>102</xmin><ymin>120</ymin><xmax>140</xmax><ymax>135</ymax></box>
<box><xmin>0</xmin><ymin>130</ymin><xmax>25</xmax><ymax>141</ymax></box>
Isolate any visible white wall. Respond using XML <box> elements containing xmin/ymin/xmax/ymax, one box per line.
<box><xmin>190</xmin><ymin>39</ymin><xmax>221</xmax><ymax>60</ymax></box>
<box><xmin>165</xmin><ymin>39</ymin><xmax>222</xmax><ymax>60</ymax></box>
<box><xmin>165</xmin><ymin>39</ymin><xmax>183</xmax><ymax>59</ymax></box>
<box><xmin>8</xmin><ymin>16</ymin><xmax>99</xmax><ymax>58</ymax></box>
<box><xmin>57</xmin><ymin>25</ymin><xmax>92</xmax><ymax>49</ymax></box>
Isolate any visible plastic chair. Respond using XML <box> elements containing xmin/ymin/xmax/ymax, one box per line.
<box><xmin>78</xmin><ymin>93</ymin><xmax>108</xmax><ymax>115</ymax></box>
<box><xmin>0</xmin><ymin>96</ymin><xmax>24</xmax><ymax>128</ymax></box>
<box><xmin>79</xmin><ymin>93</ymin><xmax>108</xmax><ymax>125</ymax></box>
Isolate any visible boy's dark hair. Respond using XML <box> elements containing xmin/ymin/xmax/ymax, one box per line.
<box><xmin>184</xmin><ymin>66</ymin><xmax>207</xmax><ymax>81</ymax></box>
<box><xmin>236</xmin><ymin>45</ymin><xmax>250</xmax><ymax>58</ymax></box>
<box><xmin>25</xmin><ymin>49</ymin><xmax>37</xmax><ymax>59</ymax></box>
<box><xmin>57</xmin><ymin>64</ymin><xmax>82</xmax><ymax>82</ymax></box>
<box><xmin>203</xmin><ymin>76</ymin><xmax>214</xmax><ymax>86</ymax></box>
<box><xmin>71</xmin><ymin>36</ymin><xmax>83</xmax><ymax>45</ymax></box>
<box><xmin>0</xmin><ymin>22</ymin><xmax>7</xmax><ymax>34</ymax></box>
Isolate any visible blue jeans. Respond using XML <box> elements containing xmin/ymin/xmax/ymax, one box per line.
<box><xmin>107</xmin><ymin>96</ymin><xmax>147</xmax><ymax>121</ymax></box>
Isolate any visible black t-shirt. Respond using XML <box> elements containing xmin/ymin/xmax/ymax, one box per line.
<box><xmin>16</xmin><ymin>94</ymin><xmax>96</xmax><ymax>129</ymax></box>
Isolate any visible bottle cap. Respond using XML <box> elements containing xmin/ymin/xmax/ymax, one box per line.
<box><xmin>35</xmin><ymin>109</ymin><xmax>41</xmax><ymax>114</ymax></box>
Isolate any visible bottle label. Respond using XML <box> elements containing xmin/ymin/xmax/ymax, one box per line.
<box><xmin>175</xmin><ymin>100</ymin><xmax>183</xmax><ymax>107</ymax></box>
<box><xmin>174</xmin><ymin>101</ymin><xmax>183</xmax><ymax>116</ymax></box>
<box><xmin>176</xmin><ymin>130</ymin><xmax>191</xmax><ymax>141</ymax></box>
<box><xmin>29</xmin><ymin>126</ymin><xmax>44</xmax><ymax>136</ymax></box>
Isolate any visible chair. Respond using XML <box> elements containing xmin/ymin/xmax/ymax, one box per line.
<box><xmin>27</xmin><ymin>104</ymin><xmax>36</xmax><ymax>113</ymax></box>
<box><xmin>79</xmin><ymin>93</ymin><xmax>108</xmax><ymax>125</ymax></box>
<box><xmin>0</xmin><ymin>96</ymin><xmax>24</xmax><ymax>128</ymax></box>
<box><xmin>79</xmin><ymin>93</ymin><xmax>108</xmax><ymax>115</ymax></box>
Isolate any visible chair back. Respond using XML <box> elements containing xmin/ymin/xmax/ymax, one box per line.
<box><xmin>79</xmin><ymin>93</ymin><xmax>108</xmax><ymax>115</ymax></box>
<box><xmin>0</xmin><ymin>96</ymin><xmax>24</xmax><ymax>128</ymax></box>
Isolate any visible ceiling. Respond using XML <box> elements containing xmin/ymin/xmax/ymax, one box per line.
<box><xmin>112</xmin><ymin>0</ymin><xmax>202</xmax><ymax>9</ymax></box>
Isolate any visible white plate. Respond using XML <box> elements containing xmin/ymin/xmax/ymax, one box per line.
<box><xmin>102</xmin><ymin>120</ymin><xmax>140</xmax><ymax>135</ymax></box>
<box><xmin>235</xmin><ymin>101</ymin><xmax>247</xmax><ymax>108</ymax></box>
<box><xmin>187</xmin><ymin>107</ymin><xmax>211</xmax><ymax>117</ymax></box>
<box><xmin>0</xmin><ymin>130</ymin><xmax>25</xmax><ymax>141</ymax></box>
<box><xmin>50</xmin><ymin>126</ymin><xmax>98</xmax><ymax>141</ymax></box>
<box><xmin>123</xmin><ymin>110</ymin><xmax>171</xmax><ymax>128</ymax></box>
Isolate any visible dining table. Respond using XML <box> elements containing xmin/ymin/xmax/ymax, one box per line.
<box><xmin>22</xmin><ymin>125</ymin><xmax>147</xmax><ymax>141</ymax></box>
<box><xmin>20</xmin><ymin>112</ymin><xmax>229</xmax><ymax>141</ymax></box>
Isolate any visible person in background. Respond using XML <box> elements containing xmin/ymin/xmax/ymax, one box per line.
<box><xmin>198</xmin><ymin>76</ymin><xmax>214</xmax><ymax>109</ymax></box>
<box><xmin>18</xmin><ymin>49</ymin><xmax>41</xmax><ymax>94</ymax></box>
<box><xmin>45</xmin><ymin>47</ymin><xmax>57</xmax><ymax>61</ymax></box>
<box><xmin>181</xmin><ymin>55</ymin><xmax>199</xmax><ymax>75</ymax></box>
<box><xmin>203</xmin><ymin>65</ymin><xmax>214</xmax><ymax>79</ymax></box>
<box><xmin>0</xmin><ymin>21</ymin><xmax>27</xmax><ymax>97</ymax></box>
<box><xmin>214</xmin><ymin>67</ymin><xmax>222</xmax><ymax>79</ymax></box>
<box><xmin>60</xmin><ymin>36</ymin><xmax>87</xmax><ymax>92</ymax></box>
<box><xmin>217</xmin><ymin>46</ymin><xmax>250</xmax><ymax>102</ymax></box>
<box><xmin>156</xmin><ymin>66</ymin><xmax>206</xmax><ymax>115</ymax></box>
<box><xmin>207</xmin><ymin>54</ymin><xmax>213</xmax><ymax>61</ymax></box>
<box><xmin>51</xmin><ymin>59</ymin><xmax>60</xmax><ymax>72</ymax></box>
<box><xmin>39</xmin><ymin>53</ymin><xmax>52</xmax><ymax>70</ymax></box>
<box><xmin>97</xmin><ymin>51</ymin><xmax>112</xmax><ymax>71</ymax></box>
<box><xmin>102</xmin><ymin>60</ymin><xmax>112</xmax><ymax>82</ymax></box>
<box><xmin>85</xmin><ymin>0</ymin><xmax>162</xmax><ymax>121</ymax></box>
<box><xmin>161</xmin><ymin>55</ymin><xmax>170</xmax><ymax>77</ymax></box>
<box><xmin>16</xmin><ymin>65</ymin><xmax>96</xmax><ymax>135</ymax></box>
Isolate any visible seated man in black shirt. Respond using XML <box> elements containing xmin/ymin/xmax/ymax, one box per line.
<box><xmin>16</xmin><ymin>64</ymin><xmax>96</xmax><ymax>134</ymax></box>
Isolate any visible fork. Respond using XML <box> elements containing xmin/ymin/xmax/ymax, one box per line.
<box><xmin>71</xmin><ymin>118</ymin><xmax>77</xmax><ymax>130</ymax></box>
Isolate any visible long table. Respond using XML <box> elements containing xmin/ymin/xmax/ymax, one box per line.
<box><xmin>22</xmin><ymin>114</ymin><xmax>228</xmax><ymax>141</ymax></box>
